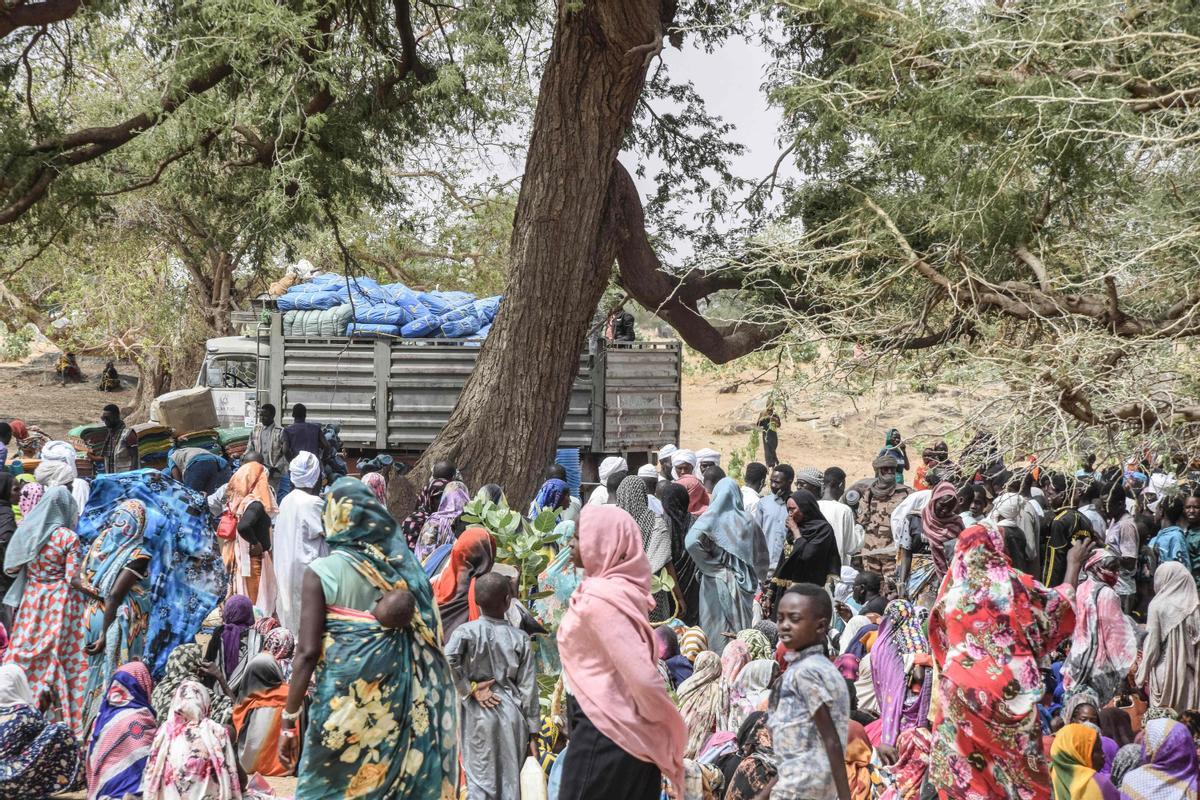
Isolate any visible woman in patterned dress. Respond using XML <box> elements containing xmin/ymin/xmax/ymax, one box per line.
<box><xmin>0</xmin><ymin>663</ymin><xmax>82</xmax><ymax>799</ymax></box>
<box><xmin>280</xmin><ymin>476</ymin><xmax>458</xmax><ymax>800</ymax></box>
<box><xmin>77</xmin><ymin>499</ymin><xmax>154</xmax><ymax>729</ymax></box>
<box><xmin>141</xmin><ymin>680</ymin><xmax>241</xmax><ymax>800</ymax></box>
<box><xmin>928</xmin><ymin>524</ymin><xmax>1092</xmax><ymax>800</ymax></box>
<box><xmin>1</xmin><ymin>485</ymin><xmax>88</xmax><ymax>736</ymax></box>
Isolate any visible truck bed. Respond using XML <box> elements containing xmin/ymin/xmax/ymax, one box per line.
<box><xmin>257</xmin><ymin>313</ymin><xmax>681</xmax><ymax>455</ymax></box>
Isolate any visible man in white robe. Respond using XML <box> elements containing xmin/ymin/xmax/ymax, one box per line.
<box><xmin>272</xmin><ymin>452</ymin><xmax>327</xmax><ymax>633</ymax></box>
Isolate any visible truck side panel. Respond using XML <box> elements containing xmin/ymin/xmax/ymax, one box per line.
<box><xmin>602</xmin><ymin>341</ymin><xmax>682</xmax><ymax>452</ymax></box>
<box><xmin>384</xmin><ymin>342</ymin><xmax>595</xmax><ymax>449</ymax></box>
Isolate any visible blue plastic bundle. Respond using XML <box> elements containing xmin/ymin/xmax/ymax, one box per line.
<box><xmin>418</xmin><ymin>290</ymin><xmax>474</xmax><ymax>316</ymax></box>
<box><xmin>277</xmin><ymin>289</ymin><xmax>344</xmax><ymax>311</ymax></box>
<box><xmin>336</xmin><ymin>276</ymin><xmax>392</xmax><ymax>305</ymax></box>
<box><xmin>473</xmin><ymin>296</ymin><xmax>501</xmax><ymax>323</ymax></box>
<box><xmin>555</xmin><ymin>448</ymin><xmax>582</xmax><ymax>498</ymax></box>
<box><xmin>384</xmin><ymin>283</ymin><xmax>428</xmax><ymax>319</ymax></box>
<box><xmin>346</xmin><ymin>322</ymin><xmax>402</xmax><ymax>338</ymax></box>
<box><xmin>400</xmin><ymin>314</ymin><xmax>441</xmax><ymax>337</ymax></box>
<box><xmin>354</xmin><ymin>303</ymin><xmax>409</xmax><ymax>326</ymax></box>
<box><xmin>437</xmin><ymin>302</ymin><xmax>484</xmax><ymax>337</ymax></box>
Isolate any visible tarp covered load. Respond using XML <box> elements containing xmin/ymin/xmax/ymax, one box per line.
<box><xmin>275</xmin><ymin>272</ymin><xmax>502</xmax><ymax>340</ymax></box>
<box><xmin>77</xmin><ymin>471</ymin><xmax>227</xmax><ymax>678</ymax></box>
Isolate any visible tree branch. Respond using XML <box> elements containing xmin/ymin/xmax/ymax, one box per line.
<box><xmin>1</xmin><ymin>61</ymin><xmax>233</xmax><ymax>225</ymax></box>
<box><xmin>607</xmin><ymin>160</ymin><xmax>785</xmax><ymax>363</ymax></box>
<box><xmin>0</xmin><ymin>0</ymin><xmax>90</xmax><ymax>39</ymax></box>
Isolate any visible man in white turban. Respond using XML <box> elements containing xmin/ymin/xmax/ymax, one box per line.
<box><xmin>587</xmin><ymin>456</ymin><xmax>628</xmax><ymax>505</ymax></box>
<box><xmin>671</xmin><ymin>449</ymin><xmax>698</xmax><ymax>479</ymax></box>
<box><xmin>35</xmin><ymin>439</ymin><xmax>90</xmax><ymax>512</ymax></box>
<box><xmin>696</xmin><ymin>448</ymin><xmax>721</xmax><ymax>471</ymax></box>
<box><xmin>272</xmin><ymin>452</ymin><xmax>328</xmax><ymax>632</ymax></box>
<box><xmin>636</xmin><ymin>463</ymin><xmax>665</xmax><ymax>514</ymax></box>
<box><xmin>657</xmin><ymin>444</ymin><xmax>678</xmax><ymax>482</ymax></box>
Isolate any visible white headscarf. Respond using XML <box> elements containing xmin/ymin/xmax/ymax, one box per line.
<box><xmin>989</xmin><ymin>492</ymin><xmax>1039</xmax><ymax>560</ymax></box>
<box><xmin>0</xmin><ymin>664</ymin><xmax>35</xmax><ymax>707</ymax></box>
<box><xmin>671</xmin><ymin>449</ymin><xmax>697</xmax><ymax>480</ymax></box>
<box><xmin>288</xmin><ymin>452</ymin><xmax>322</xmax><ymax>490</ymax></box>
<box><xmin>657</xmin><ymin>444</ymin><xmax>678</xmax><ymax>462</ymax></box>
<box><xmin>598</xmin><ymin>456</ymin><xmax>628</xmax><ymax>483</ymax></box>
<box><xmin>34</xmin><ymin>440</ymin><xmax>78</xmax><ymax>487</ymax></box>
<box><xmin>833</xmin><ymin>566</ymin><xmax>859</xmax><ymax>603</ymax></box>
<box><xmin>71</xmin><ymin>478</ymin><xmax>90</xmax><ymax>514</ymax></box>
<box><xmin>636</xmin><ymin>464</ymin><xmax>658</xmax><ymax>479</ymax></box>
<box><xmin>696</xmin><ymin>448</ymin><xmax>721</xmax><ymax>466</ymax></box>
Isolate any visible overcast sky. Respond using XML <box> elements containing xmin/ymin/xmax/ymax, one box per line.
<box><xmin>479</xmin><ymin>31</ymin><xmax>795</xmax><ymax>262</ymax></box>
<box><xmin>625</xmin><ymin>33</ymin><xmax>796</xmax><ymax>260</ymax></box>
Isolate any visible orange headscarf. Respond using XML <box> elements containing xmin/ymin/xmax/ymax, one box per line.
<box><xmin>432</xmin><ymin>528</ymin><xmax>495</xmax><ymax>633</ymax></box>
<box><xmin>845</xmin><ymin>720</ymin><xmax>875</xmax><ymax>800</ymax></box>
<box><xmin>227</xmin><ymin>462</ymin><xmax>276</xmax><ymax>517</ymax></box>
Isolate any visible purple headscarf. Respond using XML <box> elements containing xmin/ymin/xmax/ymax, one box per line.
<box><xmin>871</xmin><ymin>599</ymin><xmax>932</xmax><ymax>748</ymax></box>
<box><xmin>414</xmin><ymin>481</ymin><xmax>470</xmax><ymax>563</ymax></box>
<box><xmin>220</xmin><ymin>595</ymin><xmax>254</xmax><ymax>677</ymax></box>
<box><xmin>1098</xmin><ymin>735</ymin><xmax>1118</xmax><ymax>776</ymax></box>
<box><xmin>18</xmin><ymin>482</ymin><xmax>43</xmax><ymax>516</ymax></box>
<box><xmin>1119</xmin><ymin>718</ymin><xmax>1200</xmax><ymax>799</ymax></box>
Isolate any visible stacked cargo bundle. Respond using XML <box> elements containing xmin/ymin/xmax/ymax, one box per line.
<box><xmin>68</xmin><ymin>424</ymin><xmax>108</xmax><ymax>474</ymax></box>
<box><xmin>218</xmin><ymin>426</ymin><xmax>251</xmax><ymax>461</ymax></box>
<box><xmin>276</xmin><ymin>274</ymin><xmax>502</xmax><ymax>340</ymax></box>
<box><xmin>176</xmin><ymin>429</ymin><xmax>221</xmax><ymax>455</ymax></box>
<box><xmin>132</xmin><ymin>423</ymin><xmax>173</xmax><ymax>468</ymax></box>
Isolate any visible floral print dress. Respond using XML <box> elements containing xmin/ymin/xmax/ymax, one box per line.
<box><xmin>928</xmin><ymin>524</ymin><xmax>1076</xmax><ymax>800</ymax></box>
<box><xmin>142</xmin><ymin>680</ymin><xmax>241</xmax><ymax>800</ymax></box>
<box><xmin>0</xmin><ymin>702</ymin><xmax>82</xmax><ymax>799</ymax></box>
<box><xmin>3</xmin><ymin>526</ymin><xmax>88</xmax><ymax>736</ymax></box>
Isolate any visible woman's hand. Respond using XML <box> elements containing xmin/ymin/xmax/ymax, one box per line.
<box><xmin>199</xmin><ymin>659</ymin><xmax>225</xmax><ymax>684</ymax></box>
<box><xmin>1063</xmin><ymin>538</ymin><xmax>1097</xmax><ymax>586</ymax></box>
<box><xmin>876</xmin><ymin>744</ymin><xmax>899</xmax><ymax>766</ymax></box>
<box><xmin>84</xmin><ymin>638</ymin><xmax>104</xmax><ymax>656</ymax></box>
<box><xmin>784</xmin><ymin>515</ymin><xmax>801</xmax><ymax>541</ymax></box>
<box><xmin>279</xmin><ymin>725</ymin><xmax>299</xmax><ymax>773</ymax></box>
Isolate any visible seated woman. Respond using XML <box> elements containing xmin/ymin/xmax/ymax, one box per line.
<box><xmin>85</xmin><ymin>662</ymin><xmax>157</xmax><ymax>800</ymax></box>
<box><xmin>1049</xmin><ymin>722</ymin><xmax>1119</xmax><ymax>799</ymax></box>
<box><xmin>141</xmin><ymin>680</ymin><xmax>242</xmax><ymax>800</ymax></box>
<box><xmin>231</xmin><ymin>652</ymin><xmax>290</xmax><ymax>777</ymax></box>
<box><xmin>201</xmin><ymin>594</ymin><xmax>259</xmax><ymax>721</ymax></box>
<box><xmin>56</xmin><ymin>353</ymin><xmax>83</xmax><ymax>384</ymax></box>
<box><xmin>722</xmin><ymin>711</ymin><xmax>777</xmax><ymax>800</ymax></box>
<box><xmin>0</xmin><ymin>663</ymin><xmax>82</xmax><ymax>799</ymax></box>
<box><xmin>98</xmin><ymin>362</ymin><xmax>121</xmax><ymax>392</ymax></box>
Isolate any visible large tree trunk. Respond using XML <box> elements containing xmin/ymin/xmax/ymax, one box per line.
<box><xmin>393</xmin><ymin>0</ymin><xmax>667</xmax><ymax>511</ymax></box>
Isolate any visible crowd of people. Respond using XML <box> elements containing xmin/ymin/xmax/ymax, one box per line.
<box><xmin>0</xmin><ymin>411</ymin><xmax>1200</xmax><ymax>800</ymax></box>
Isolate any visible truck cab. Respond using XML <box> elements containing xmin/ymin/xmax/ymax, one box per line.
<box><xmin>195</xmin><ymin>336</ymin><xmax>259</xmax><ymax>428</ymax></box>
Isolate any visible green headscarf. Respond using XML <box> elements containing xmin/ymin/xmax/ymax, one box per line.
<box><xmin>321</xmin><ymin>476</ymin><xmax>440</xmax><ymax>645</ymax></box>
<box><xmin>299</xmin><ymin>476</ymin><xmax>458</xmax><ymax>799</ymax></box>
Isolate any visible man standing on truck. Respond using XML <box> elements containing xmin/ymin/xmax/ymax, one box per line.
<box><xmin>611</xmin><ymin>307</ymin><xmax>636</xmax><ymax>342</ymax></box>
<box><xmin>100</xmin><ymin>404</ymin><xmax>138</xmax><ymax>473</ymax></box>
<box><xmin>250</xmin><ymin>403</ymin><xmax>289</xmax><ymax>491</ymax></box>
<box><xmin>283</xmin><ymin>403</ymin><xmax>330</xmax><ymax>466</ymax></box>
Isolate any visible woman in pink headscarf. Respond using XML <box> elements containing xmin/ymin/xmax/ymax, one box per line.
<box><xmin>920</xmin><ymin>480</ymin><xmax>963</xmax><ymax>577</ymax></box>
<box><xmin>557</xmin><ymin>505</ymin><xmax>686</xmax><ymax>798</ymax></box>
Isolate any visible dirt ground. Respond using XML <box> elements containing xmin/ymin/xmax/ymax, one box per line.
<box><xmin>0</xmin><ymin>349</ymin><xmax>138</xmax><ymax>437</ymax></box>
<box><xmin>0</xmin><ymin>347</ymin><xmax>970</xmax><ymax>484</ymax></box>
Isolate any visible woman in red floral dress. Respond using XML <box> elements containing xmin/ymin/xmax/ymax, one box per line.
<box><xmin>928</xmin><ymin>523</ymin><xmax>1093</xmax><ymax>800</ymax></box>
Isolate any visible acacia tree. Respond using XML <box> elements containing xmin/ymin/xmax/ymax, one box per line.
<box><xmin>603</xmin><ymin>0</ymin><xmax>1200</xmax><ymax>468</ymax></box>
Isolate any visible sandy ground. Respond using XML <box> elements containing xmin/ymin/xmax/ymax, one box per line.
<box><xmin>0</xmin><ymin>351</ymin><xmax>138</xmax><ymax>437</ymax></box>
<box><xmin>0</xmin><ymin>349</ymin><xmax>969</xmax><ymax>485</ymax></box>
<box><xmin>679</xmin><ymin>366</ymin><xmax>973</xmax><ymax>483</ymax></box>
